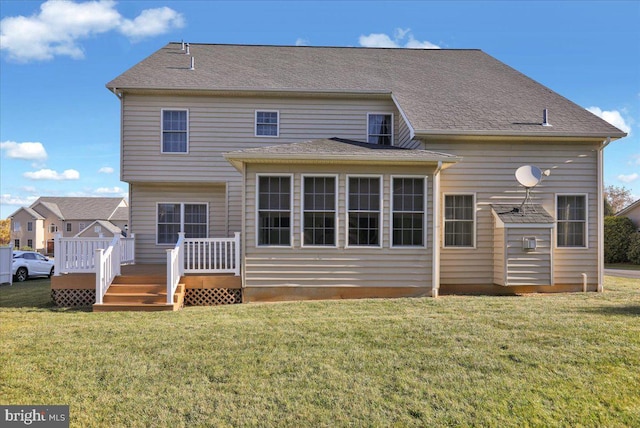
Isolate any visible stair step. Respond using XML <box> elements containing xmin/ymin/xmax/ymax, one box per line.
<box><xmin>112</xmin><ymin>275</ymin><xmax>166</xmax><ymax>285</ymax></box>
<box><xmin>107</xmin><ymin>284</ymin><xmax>166</xmax><ymax>294</ymax></box>
<box><xmin>93</xmin><ymin>303</ymin><xmax>178</xmax><ymax>312</ymax></box>
<box><xmin>103</xmin><ymin>293</ymin><xmax>168</xmax><ymax>304</ymax></box>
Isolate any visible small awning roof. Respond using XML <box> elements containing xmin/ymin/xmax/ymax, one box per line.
<box><xmin>224</xmin><ymin>137</ymin><xmax>461</xmax><ymax>170</ymax></box>
<box><xmin>491</xmin><ymin>204</ymin><xmax>555</xmax><ymax>225</ymax></box>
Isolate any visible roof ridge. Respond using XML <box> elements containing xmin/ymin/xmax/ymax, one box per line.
<box><xmin>168</xmin><ymin>41</ymin><xmax>483</xmax><ymax>52</ymax></box>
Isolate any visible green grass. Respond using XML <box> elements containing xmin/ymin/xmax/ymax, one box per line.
<box><xmin>1</xmin><ymin>277</ymin><xmax>639</xmax><ymax>427</ymax></box>
<box><xmin>605</xmin><ymin>263</ymin><xmax>640</xmax><ymax>271</ymax></box>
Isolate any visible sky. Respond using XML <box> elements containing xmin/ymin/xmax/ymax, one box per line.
<box><xmin>1</xmin><ymin>0</ymin><xmax>638</xmax><ymax>219</ymax></box>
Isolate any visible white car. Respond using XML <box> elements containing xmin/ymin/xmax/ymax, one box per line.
<box><xmin>12</xmin><ymin>251</ymin><xmax>55</xmax><ymax>282</ymax></box>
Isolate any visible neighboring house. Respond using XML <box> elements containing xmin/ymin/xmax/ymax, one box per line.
<box><xmin>9</xmin><ymin>197</ymin><xmax>129</xmax><ymax>254</ymax></box>
<box><xmin>616</xmin><ymin>199</ymin><xmax>640</xmax><ymax>231</ymax></box>
<box><xmin>105</xmin><ymin>42</ymin><xmax>626</xmax><ymax>300</ymax></box>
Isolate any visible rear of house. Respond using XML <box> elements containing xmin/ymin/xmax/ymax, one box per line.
<box><xmin>100</xmin><ymin>42</ymin><xmax>625</xmax><ymax>302</ymax></box>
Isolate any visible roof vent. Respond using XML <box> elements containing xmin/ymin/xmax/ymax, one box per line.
<box><xmin>185</xmin><ymin>43</ymin><xmax>190</xmax><ymax>55</ymax></box>
<box><xmin>190</xmin><ymin>56</ymin><xmax>195</xmax><ymax>70</ymax></box>
<box><xmin>181</xmin><ymin>40</ymin><xmax>184</xmax><ymax>51</ymax></box>
<box><xmin>542</xmin><ymin>108</ymin><xmax>552</xmax><ymax>127</ymax></box>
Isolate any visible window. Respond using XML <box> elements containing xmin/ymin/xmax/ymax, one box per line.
<box><xmin>79</xmin><ymin>223</ymin><xmax>86</xmax><ymax>232</ymax></box>
<box><xmin>557</xmin><ymin>195</ymin><xmax>587</xmax><ymax>247</ymax></box>
<box><xmin>161</xmin><ymin>109</ymin><xmax>188</xmax><ymax>153</ymax></box>
<box><xmin>157</xmin><ymin>203</ymin><xmax>208</xmax><ymax>245</ymax></box>
<box><xmin>255</xmin><ymin>111</ymin><xmax>279</xmax><ymax>137</ymax></box>
<box><xmin>27</xmin><ymin>222</ymin><xmax>33</xmax><ymax>232</ymax></box>
<box><xmin>14</xmin><ymin>239</ymin><xmax>19</xmax><ymax>248</ymax></box>
<box><xmin>13</xmin><ymin>221</ymin><xmax>20</xmax><ymax>232</ymax></box>
<box><xmin>49</xmin><ymin>224</ymin><xmax>58</xmax><ymax>233</ymax></box>
<box><xmin>444</xmin><ymin>194</ymin><xmax>475</xmax><ymax>247</ymax></box>
<box><xmin>367</xmin><ymin>113</ymin><xmax>393</xmax><ymax>145</ymax></box>
<box><xmin>257</xmin><ymin>176</ymin><xmax>291</xmax><ymax>246</ymax></box>
<box><xmin>27</xmin><ymin>239</ymin><xmax>33</xmax><ymax>248</ymax></box>
<box><xmin>303</xmin><ymin>176</ymin><xmax>337</xmax><ymax>246</ymax></box>
<box><xmin>66</xmin><ymin>223</ymin><xmax>72</xmax><ymax>232</ymax></box>
<box><xmin>348</xmin><ymin>176</ymin><xmax>381</xmax><ymax>247</ymax></box>
<box><xmin>392</xmin><ymin>177</ymin><xmax>426</xmax><ymax>247</ymax></box>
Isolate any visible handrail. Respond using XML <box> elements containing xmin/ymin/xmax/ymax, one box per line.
<box><xmin>167</xmin><ymin>232</ymin><xmax>185</xmax><ymax>305</ymax></box>
<box><xmin>183</xmin><ymin>232</ymin><xmax>241</xmax><ymax>275</ymax></box>
<box><xmin>95</xmin><ymin>235</ymin><xmax>121</xmax><ymax>305</ymax></box>
<box><xmin>54</xmin><ymin>234</ymin><xmax>135</xmax><ymax>275</ymax></box>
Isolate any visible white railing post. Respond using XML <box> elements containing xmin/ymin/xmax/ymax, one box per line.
<box><xmin>178</xmin><ymin>232</ymin><xmax>185</xmax><ymax>276</ymax></box>
<box><xmin>234</xmin><ymin>232</ymin><xmax>241</xmax><ymax>276</ymax></box>
<box><xmin>166</xmin><ymin>248</ymin><xmax>173</xmax><ymax>304</ymax></box>
<box><xmin>115</xmin><ymin>236</ymin><xmax>122</xmax><ymax>276</ymax></box>
<box><xmin>95</xmin><ymin>248</ymin><xmax>104</xmax><ymax>304</ymax></box>
<box><xmin>54</xmin><ymin>232</ymin><xmax>62</xmax><ymax>276</ymax></box>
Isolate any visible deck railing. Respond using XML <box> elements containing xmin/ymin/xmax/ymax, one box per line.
<box><xmin>183</xmin><ymin>232</ymin><xmax>241</xmax><ymax>275</ymax></box>
<box><xmin>95</xmin><ymin>235</ymin><xmax>121</xmax><ymax>305</ymax></box>
<box><xmin>167</xmin><ymin>233</ymin><xmax>185</xmax><ymax>305</ymax></box>
<box><xmin>54</xmin><ymin>234</ymin><xmax>135</xmax><ymax>275</ymax></box>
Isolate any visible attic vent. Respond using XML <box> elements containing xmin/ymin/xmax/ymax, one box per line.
<box><xmin>181</xmin><ymin>40</ymin><xmax>185</xmax><ymax>50</ymax></box>
<box><xmin>185</xmin><ymin>43</ymin><xmax>190</xmax><ymax>55</ymax></box>
<box><xmin>542</xmin><ymin>108</ymin><xmax>552</xmax><ymax>127</ymax></box>
<box><xmin>190</xmin><ymin>56</ymin><xmax>195</xmax><ymax>70</ymax></box>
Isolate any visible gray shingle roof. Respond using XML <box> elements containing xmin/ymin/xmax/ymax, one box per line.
<box><xmin>224</xmin><ymin>137</ymin><xmax>461</xmax><ymax>167</ymax></box>
<box><xmin>107</xmin><ymin>43</ymin><xmax>626</xmax><ymax>139</ymax></box>
<box><xmin>31</xmin><ymin>197</ymin><xmax>128</xmax><ymax>221</ymax></box>
<box><xmin>109</xmin><ymin>206</ymin><xmax>129</xmax><ymax>221</ymax></box>
<box><xmin>616</xmin><ymin>198</ymin><xmax>640</xmax><ymax>216</ymax></box>
<box><xmin>8</xmin><ymin>206</ymin><xmax>45</xmax><ymax>220</ymax></box>
<box><xmin>491</xmin><ymin>204</ymin><xmax>555</xmax><ymax>224</ymax></box>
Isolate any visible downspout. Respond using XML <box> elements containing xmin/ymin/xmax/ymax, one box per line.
<box><xmin>432</xmin><ymin>161</ymin><xmax>443</xmax><ymax>297</ymax></box>
<box><xmin>597</xmin><ymin>137</ymin><xmax>609</xmax><ymax>292</ymax></box>
<box><xmin>241</xmin><ymin>163</ymin><xmax>247</xmax><ymax>298</ymax></box>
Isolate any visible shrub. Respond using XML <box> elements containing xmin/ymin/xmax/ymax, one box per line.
<box><xmin>628</xmin><ymin>233</ymin><xmax>640</xmax><ymax>265</ymax></box>
<box><xmin>604</xmin><ymin>216</ymin><xmax>636</xmax><ymax>263</ymax></box>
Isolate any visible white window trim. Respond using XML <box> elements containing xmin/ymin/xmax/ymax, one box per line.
<box><xmin>49</xmin><ymin>224</ymin><xmax>58</xmax><ymax>233</ymax></box>
<box><xmin>256</xmin><ymin>173</ymin><xmax>293</xmax><ymax>248</ymax></box>
<box><xmin>346</xmin><ymin>174</ymin><xmax>384</xmax><ymax>249</ymax></box>
<box><xmin>555</xmin><ymin>193</ymin><xmax>589</xmax><ymax>250</ymax></box>
<box><xmin>367</xmin><ymin>112</ymin><xmax>394</xmax><ymax>146</ymax></box>
<box><xmin>390</xmin><ymin>176</ymin><xmax>428</xmax><ymax>249</ymax></box>
<box><xmin>442</xmin><ymin>192</ymin><xmax>477</xmax><ymax>249</ymax></box>
<box><xmin>301</xmin><ymin>174</ymin><xmax>339</xmax><ymax>248</ymax></box>
<box><xmin>155</xmin><ymin>202</ymin><xmax>209</xmax><ymax>246</ymax></box>
<box><xmin>160</xmin><ymin>108</ymin><xmax>189</xmax><ymax>154</ymax></box>
<box><xmin>255</xmin><ymin>110</ymin><xmax>280</xmax><ymax>138</ymax></box>
<box><xmin>13</xmin><ymin>221</ymin><xmax>21</xmax><ymax>232</ymax></box>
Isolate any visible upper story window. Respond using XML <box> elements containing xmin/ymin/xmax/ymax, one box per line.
<box><xmin>302</xmin><ymin>176</ymin><xmax>337</xmax><ymax>246</ymax></box>
<box><xmin>13</xmin><ymin>221</ymin><xmax>20</xmax><ymax>232</ymax></box>
<box><xmin>157</xmin><ymin>202</ymin><xmax>208</xmax><ymax>245</ymax></box>
<box><xmin>162</xmin><ymin>109</ymin><xmax>188</xmax><ymax>153</ymax></box>
<box><xmin>367</xmin><ymin>113</ymin><xmax>393</xmax><ymax>146</ymax></box>
<box><xmin>444</xmin><ymin>194</ymin><xmax>475</xmax><ymax>248</ymax></box>
<box><xmin>66</xmin><ymin>223</ymin><xmax>72</xmax><ymax>232</ymax></box>
<box><xmin>49</xmin><ymin>224</ymin><xmax>58</xmax><ymax>233</ymax></box>
<box><xmin>255</xmin><ymin>111</ymin><xmax>279</xmax><ymax>137</ymax></box>
<box><xmin>556</xmin><ymin>194</ymin><xmax>587</xmax><ymax>247</ymax></box>
<box><xmin>392</xmin><ymin>177</ymin><xmax>426</xmax><ymax>247</ymax></box>
<box><xmin>257</xmin><ymin>175</ymin><xmax>291</xmax><ymax>246</ymax></box>
<box><xmin>348</xmin><ymin>176</ymin><xmax>382</xmax><ymax>247</ymax></box>
<box><xmin>27</xmin><ymin>222</ymin><xmax>33</xmax><ymax>232</ymax></box>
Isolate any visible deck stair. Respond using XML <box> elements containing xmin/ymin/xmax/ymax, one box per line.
<box><xmin>93</xmin><ymin>274</ymin><xmax>185</xmax><ymax>312</ymax></box>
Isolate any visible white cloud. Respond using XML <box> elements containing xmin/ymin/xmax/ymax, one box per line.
<box><xmin>23</xmin><ymin>168</ymin><xmax>80</xmax><ymax>180</ymax></box>
<box><xmin>119</xmin><ymin>7</ymin><xmax>184</xmax><ymax>39</ymax></box>
<box><xmin>618</xmin><ymin>173</ymin><xmax>639</xmax><ymax>184</ymax></box>
<box><xmin>359</xmin><ymin>28</ymin><xmax>440</xmax><ymax>49</ymax></box>
<box><xmin>0</xmin><ymin>0</ymin><xmax>184</xmax><ymax>62</ymax></box>
<box><xmin>98</xmin><ymin>166</ymin><xmax>114</xmax><ymax>174</ymax></box>
<box><xmin>629</xmin><ymin>154</ymin><xmax>640</xmax><ymax>166</ymax></box>
<box><xmin>295</xmin><ymin>38</ymin><xmax>309</xmax><ymax>47</ymax></box>
<box><xmin>1</xmin><ymin>194</ymin><xmax>39</xmax><ymax>207</ymax></box>
<box><xmin>20</xmin><ymin>186</ymin><xmax>37</xmax><ymax>193</ymax></box>
<box><xmin>0</xmin><ymin>140</ymin><xmax>48</xmax><ymax>161</ymax></box>
<box><xmin>95</xmin><ymin>186</ymin><xmax>124</xmax><ymax>194</ymax></box>
<box><xmin>586</xmin><ymin>107</ymin><xmax>631</xmax><ymax>135</ymax></box>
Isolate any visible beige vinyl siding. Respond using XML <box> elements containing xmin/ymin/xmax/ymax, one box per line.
<box><xmin>505</xmin><ymin>228</ymin><xmax>552</xmax><ymax>286</ymax></box>
<box><xmin>493</xmin><ymin>226</ymin><xmax>505</xmax><ymax>285</ymax></box>
<box><xmin>396</xmin><ymin>114</ymin><xmax>412</xmax><ymax>147</ymax></box>
<box><xmin>244</xmin><ymin>164</ymin><xmax>433</xmax><ymax>289</ymax></box>
<box><xmin>121</xmin><ymin>94</ymin><xmax>400</xmax><ymax>183</ymax></box>
<box><xmin>10</xmin><ymin>212</ymin><xmax>43</xmax><ymax>250</ymax></box>
<box><xmin>426</xmin><ymin>140</ymin><xmax>600</xmax><ymax>286</ymax></box>
<box><xmin>130</xmin><ymin>183</ymin><xmax>227</xmax><ymax>263</ymax></box>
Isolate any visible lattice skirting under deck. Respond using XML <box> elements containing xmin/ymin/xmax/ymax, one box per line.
<box><xmin>185</xmin><ymin>288</ymin><xmax>242</xmax><ymax>306</ymax></box>
<box><xmin>52</xmin><ymin>289</ymin><xmax>96</xmax><ymax>307</ymax></box>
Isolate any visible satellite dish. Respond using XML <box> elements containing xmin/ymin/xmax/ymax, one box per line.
<box><xmin>515</xmin><ymin>165</ymin><xmax>543</xmax><ymax>188</ymax></box>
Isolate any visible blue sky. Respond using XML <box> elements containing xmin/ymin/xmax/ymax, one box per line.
<box><xmin>1</xmin><ymin>0</ymin><xmax>638</xmax><ymax>219</ymax></box>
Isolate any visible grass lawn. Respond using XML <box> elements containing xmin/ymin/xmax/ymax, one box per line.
<box><xmin>1</xmin><ymin>277</ymin><xmax>639</xmax><ymax>427</ymax></box>
<box><xmin>605</xmin><ymin>263</ymin><xmax>640</xmax><ymax>271</ymax></box>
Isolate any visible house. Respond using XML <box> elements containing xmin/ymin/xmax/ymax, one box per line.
<box><xmin>9</xmin><ymin>197</ymin><xmax>129</xmax><ymax>254</ymax></box>
<box><xmin>616</xmin><ymin>199</ymin><xmax>640</xmax><ymax>231</ymax></box>
<box><xmin>95</xmin><ymin>42</ymin><xmax>628</xmax><ymax>304</ymax></box>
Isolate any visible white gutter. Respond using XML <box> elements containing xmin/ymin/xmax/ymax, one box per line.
<box><xmin>432</xmin><ymin>161</ymin><xmax>443</xmax><ymax>297</ymax></box>
<box><xmin>391</xmin><ymin>93</ymin><xmax>416</xmax><ymax>140</ymax></box>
